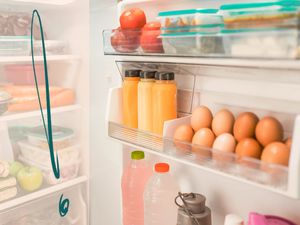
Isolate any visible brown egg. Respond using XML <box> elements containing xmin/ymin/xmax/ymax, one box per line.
<box><xmin>213</xmin><ymin>133</ymin><xmax>236</xmax><ymax>152</ymax></box>
<box><xmin>190</xmin><ymin>106</ymin><xmax>213</xmax><ymax>132</ymax></box>
<box><xmin>255</xmin><ymin>116</ymin><xmax>284</xmax><ymax>146</ymax></box>
<box><xmin>192</xmin><ymin>128</ymin><xmax>215</xmax><ymax>148</ymax></box>
<box><xmin>212</xmin><ymin>109</ymin><xmax>235</xmax><ymax>136</ymax></box>
<box><xmin>261</xmin><ymin>142</ymin><xmax>290</xmax><ymax>166</ymax></box>
<box><xmin>173</xmin><ymin>124</ymin><xmax>194</xmax><ymax>143</ymax></box>
<box><xmin>233</xmin><ymin>112</ymin><xmax>259</xmax><ymax>141</ymax></box>
<box><xmin>285</xmin><ymin>137</ymin><xmax>292</xmax><ymax>150</ymax></box>
<box><xmin>235</xmin><ymin>138</ymin><xmax>262</xmax><ymax>159</ymax></box>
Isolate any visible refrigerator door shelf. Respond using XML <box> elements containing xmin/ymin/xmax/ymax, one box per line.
<box><xmin>106</xmin><ymin>87</ymin><xmax>300</xmax><ymax>199</ymax></box>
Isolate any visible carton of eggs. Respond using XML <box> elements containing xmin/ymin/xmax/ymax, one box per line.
<box><xmin>173</xmin><ymin>105</ymin><xmax>292</xmax><ymax>167</ymax></box>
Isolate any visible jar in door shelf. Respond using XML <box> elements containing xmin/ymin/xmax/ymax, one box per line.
<box><xmin>4</xmin><ymin>64</ymin><xmax>45</xmax><ymax>85</ymax></box>
<box><xmin>123</xmin><ymin>70</ymin><xmax>141</xmax><ymax>129</ymax></box>
<box><xmin>152</xmin><ymin>72</ymin><xmax>177</xmax><ymax>135</ymax></box>
<box><xmin>138</xmin><ymin>71</ymin><xmax>156</xmax><ymax>132</ymax></box>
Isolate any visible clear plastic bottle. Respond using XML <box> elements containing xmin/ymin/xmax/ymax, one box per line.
<box><xmin>138</xmin><ymin>71</ymin><xmax>156</xmax><ymax>132</ymax></box>
<box><xmin>152</xmin><ymin>72</ymin><xmax>177</xmax><ymax>135</ymax></box>
<box><xmin>122</xmin><ymin>70</ymin><xmax>141</xmax><ymax>128</ymax></box>
<box><xmin>122</xmin><ymin>151</ymin><xmax>152</xmax><ymax>225</ymax></box>
<box><xmin>144</xmin><ymin>162</ymin><xmax>179</xmax><ymax>225</ymax></box>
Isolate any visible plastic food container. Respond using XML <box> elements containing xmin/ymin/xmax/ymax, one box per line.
<box><xmin>26</xmin><ymin>125</ymin><xmax>75</xmax><ymax>150</ymax></box>
<box><xmin>158</xmin><ymin>8</ymin><xmax>222</xmax><ymax>33</ymax></box>
<box><xmin>19</xmin><ymin>155</ymin><xmax>80</xmax><ymax>185</ymax></box>
<box><xmin>220</xmin><ymin>2</ymin><xmax>299</xmax><ymax>29</ymax></box>
<box><xmin>0</xmin><ymin>91</ymin><xmax>12</xmax><ymax>115</ymax></box>
<box><xmin>18</xmin><ymin>141</ymin><xmax>80</xmax><ymax>166</ymax></box>
<box><xmin>34</xmin><ymin>40</ymin><xmax>68</xmax><ymax>55</ymax></box>
<box><xmin>0</xmin><ymin>12</ymin><xmax>31</xmax><ymax>36</ymax></box>
<box><xmin>4</xmin><ymin>64</ymin><xmax>45</xmax><ymax>85</ymax></box>
<box><xmin>222</xmin><ymin>28</ymin><xmax>298</xmax><ymax>58</ymax></box>
<box><xmin>0</xmin><ymin>36</ymin><xmax>30</xmax><ymax>56</ymax></box>
<box><xmin>161</xmin><ymin>32</ymin><xmax>225</xmax><ymax>55</ymax></box>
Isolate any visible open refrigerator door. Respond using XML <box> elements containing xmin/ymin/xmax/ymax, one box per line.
<box><xmin>96</xmin><ymin>0</ymin><xmax>300</xmax><ymax>225</ymax></box>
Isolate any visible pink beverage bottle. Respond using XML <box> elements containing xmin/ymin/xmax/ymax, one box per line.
<box><xmin>122</xmin><ymin>151</ymin><xmax>152</xmax><ymax>225</ymax></box>
<box><xmin>144</xmin><ymin>162</ymin><xmax>179</xmax><ymax>225</ymax></box>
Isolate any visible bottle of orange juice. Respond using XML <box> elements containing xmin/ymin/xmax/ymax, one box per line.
<box><xmin>138</xmin><ymin>71</ymin><xmax>156</xmax><ymax>132</ymax></box>
<box><xmin>123</xmin><ymin>70</ymin><xmax>141</xmax><ymax>128</ymax></box>
<box><xmin>152</xmin><ymin>72</ymin><xmax>177</xmax><ymax>135</ymax></box>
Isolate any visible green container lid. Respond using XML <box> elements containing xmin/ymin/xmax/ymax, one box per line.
<box><xmin>158</xmin><ymin>8</ymin><xmax>218</xmax><ymax>17</ymax></box>
<box><xmin>220</xmin><ymin>1</ymin><xmax>298</xmax><ymax>10</ymax></box>
<box><xmin>221</xmin><ymin>27</ymin><xmax>291</xmax><ymax>33</ymax></box>
<box><xmin>131</xmin><ymin>151</ymin><xmax>145</xmax><ymax>160</ymax></box>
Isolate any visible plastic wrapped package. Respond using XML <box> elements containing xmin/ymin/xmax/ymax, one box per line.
<box><xmin>34</xmin><ymin>40</ymin><xmax>68</xmax><ymax>55</ymax></box>
<box><xmin>18</xmin><ymin>141</ymin><xmax>80</xmax><ymax>166</ymax></box>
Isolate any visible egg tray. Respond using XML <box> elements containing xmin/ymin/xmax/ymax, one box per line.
<box><xmin>106</xmin><ymin>86</ymin><xmax>300</xmax><ymax>198</ymax></box>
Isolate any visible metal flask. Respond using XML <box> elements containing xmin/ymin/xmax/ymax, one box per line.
<box><xmin>176</xmin><ymin>192</ymin><xmax>212</xmax><ymax>225</ymax></box>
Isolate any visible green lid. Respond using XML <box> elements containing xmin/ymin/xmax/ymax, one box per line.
<box><xmin>131</xmin><ymin>151</ymin><xmax>145</xmax><ymax>160</ymax></box>
<box><xmin>220</xmin><ymin>1</ymin><xmax>299</xmax><ymax>11</ymax></box>
<box><xmin>221</xmin><ymin>27</ymin><xmax>291</xmax><ymax>34</ymax></box>
<box><xmin>196</xmin><ymin>8</ymin><xmax>219</xmax><ymax>14</ymax></box>
<box><xmin>158</xmin><ymin>9</ymin><xmax>197</xmax><ymax>17</ymax></box>
<box><xmin>161</xmin><ymin>23</ymin><xmax>223</xmax><ymax>31</ymax></box>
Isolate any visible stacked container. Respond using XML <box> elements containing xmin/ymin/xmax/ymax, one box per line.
<box><xmin>220</xmin><ymin>1</ymin><xmax>300</xmax><ymax>58</ymax></box>
<box><xmin>158</xmin><ymin>8</ymin><xmax>225</xmax><ymax>55</ymax></box>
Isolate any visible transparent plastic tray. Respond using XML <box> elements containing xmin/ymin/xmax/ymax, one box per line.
<box><xmin>102</xmin><ymin>28</ymin><xmax>300</xmax><ymax>59</ymax></box>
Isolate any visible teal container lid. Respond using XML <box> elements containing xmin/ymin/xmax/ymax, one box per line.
<box><xmin>158</xmin><ymin>9</ymin><xmax>197</xmax><ymax>17</ymax></box>
<box><xmin>131</xmin><ymin>151</ymin><xmax>145</xmax><ymax>160</ymax></box>
<box><xmin>220</xmin><ymin>1</ymin><xmax>298</xmax><ymax>10</ymax></box>
<box><xmin>158</xmin><ymin>8</ymin><xmax>218</xmax><ymax>17</ymax></box>
<box><xmin>221</xmin><ymin>27</ymin><xmax>292</xmax><ymax>34</ymax></box>
<box><xmin>161</xmin><ymin>23</ymin><xmax>224</xmax><ymax>31</ymax></box>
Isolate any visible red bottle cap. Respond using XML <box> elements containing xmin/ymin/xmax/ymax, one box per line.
<box><xmin>155</xmin><ymin>163</ymin><xmax>170</xmax><ymax>173</ymax></box>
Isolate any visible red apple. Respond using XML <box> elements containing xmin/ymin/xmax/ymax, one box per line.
<box><xmin>111</xmin><ymin>28</ymin><xmax>140</xmax><ymax>53</ymax></box>
<box><xmin>140</xmin><ymin>22</ymin><xmax>163</xmax><ymax>53</ymax></box>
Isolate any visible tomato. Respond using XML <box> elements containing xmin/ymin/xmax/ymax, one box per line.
<box><xmin>140</xmin><ymin>22</ymin><xmax>163</xmax><ymax>53</ymax></box>
<box><xmin>142</xmin><ymin>21</ymin><xmax>161</xmax><ymax>31</ymax></box>
<box><xmin>111</xmin><ymin>28</ymin><xmax>140</xmax><ymax>53</ymax></box>
<box><xmin>120</xmin><ymin>8</ymin><xmax>146</xmax><ymax>29</ymax></box>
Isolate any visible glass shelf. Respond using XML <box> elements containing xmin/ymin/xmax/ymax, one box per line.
<box><xmin>108</xmin><ymin>121</ymin><xmax>288</xmax><ymax>193</ymax></box>
<box><xmin>103</xmin><ymin>28</ymin><xmax>300</xmax><ymax>60</ymax></box>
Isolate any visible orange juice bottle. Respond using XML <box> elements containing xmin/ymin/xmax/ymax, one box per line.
<box><xmin>123</xmin><ymin>70</ymin><xmax>141</xmax><ymax>128</ymax></box>
<box><xmin>138</xmin><ymin>71</ymin><xmax>156</xmax><ymax>132</ymax></box>
<box><xmin>152</xmin><ymin>72</ymin><xmax>177</xmax><ymax>135</ymax></box>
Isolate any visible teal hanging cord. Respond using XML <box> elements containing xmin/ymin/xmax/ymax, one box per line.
<box><xmin>30</xmin><ymin>10</ymin><xmax>60</xmax><ymax>179</ymax></box>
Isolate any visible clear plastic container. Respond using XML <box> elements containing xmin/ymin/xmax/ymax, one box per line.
<box><xmin>26</xmin><ymin>125</ymin><xmax>75</xmax><ymax>150</ymax></box>
<box><xmin>0</xmin><ymin>90</ymin><xmax>12</xmax><ymax>115</ymax></box>
<box><xmin>161</xmin><ymin>32</ymin><xmax>225</xmax><ymax>55</ymax></box>
<box><xmin>4</xmin><ymin>64</ymin><xmax>45</xmax><ymax>85</ymax></box>
<box><xmin>0</xmin><ymin>12</ymin><xmax>31</xmax><ymax>36</ymax></box>
<box><xmin>0</xmin><ymin>36</ymin><xmax>30</xmax><ymax>56</ymax></box>
<box><xmin>223</xmin><ymin>28</ymin><xmax>298</xmax><ymax>58</ymax></box>
<box><xmin>158</xmin><ymin>8</ymin><xmax>222</xmax><ymax>33</ymax></box>
<box><xmin>19</xmin><ymin>155</ymin><xmax>80</xmax><ymax>185</ymax></box>
<box><xmin>18</xmin><ymin>141</ymin><xmax>80</xmax><ymax>166</ymax></box>
<box><xmin>34</xmin><ymin>40</ymin><xmax>68</xmax><ymax>56</ymax></box>
<box><xmin>161</xmin><ymin>32</ymin><xmax>197</xmax><ymax>55</ymax></box>
<box><xmin>220</xmin><ymin>2</ymin><xmax>299</xmax><ymax>29</ymax></box>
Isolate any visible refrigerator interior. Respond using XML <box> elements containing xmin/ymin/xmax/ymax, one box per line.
<box><xmin>0</xmin><ymin>0</ymin><xmax>89</xmax><ymax>224</ymax></box>
<box><xmin>96</xmin><ymin>0</ymin><xmax>300</xmax><ymax>225</ymax></box>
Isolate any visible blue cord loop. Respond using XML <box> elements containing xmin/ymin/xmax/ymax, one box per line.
<box><xmin>30</xmin><ymin>10</ymin><xmax>60</xmax><ymax>179</ymax></box>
